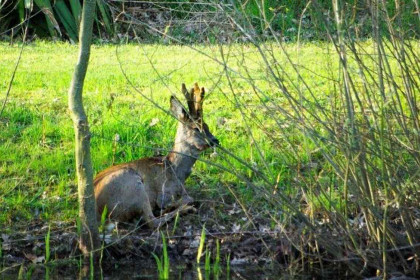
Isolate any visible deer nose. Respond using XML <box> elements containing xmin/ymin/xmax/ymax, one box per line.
<box><xmin>210</xmin><ymin>137</ymin><xmax>220</xmax><ymax>147</ymax></box>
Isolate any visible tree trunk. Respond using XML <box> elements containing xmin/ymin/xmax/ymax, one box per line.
<box><xmin>68</xmin><ymin>0</ymin><xmax>100</xmax><ymax>257</ymax></box>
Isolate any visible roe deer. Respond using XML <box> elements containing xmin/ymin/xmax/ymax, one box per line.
<box><xmin>94</xmin><ymin>83</ymin><xmax>219</xmax><ymax>228</ymax></box>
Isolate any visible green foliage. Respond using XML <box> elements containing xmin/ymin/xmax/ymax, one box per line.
<box><xmin>76</xmin><ymin>217</ymin><xmax>82</xmax><ymax>237</ymax></box>
<box><xmin>196</xmin><ymin>225</ymin><xmax>206</xmax><ymax>264</ymax></box>
<box><xmin>53</xmin><ymin>0</ymin><xmax>78</xmax><ymax>42</ymax></box>
<box><xmin>226</xmin><ymin>253</ymin><xmax>230</xmax><ymax>277</ymax></box>
<box><xmin>96</xmin><ymin>0</ymin><xmax>113</xmax><ymax>36</ymax></box>
<box><xmin>99</xmin><ymin>205</ymin><xmax>107</xmax><ymax>266</ymax></box>
<box><xmin>233</xmin><ymin>0</ymin><xmax>419</xmax><ymax>41</ymax></box>
<box><xmin>1</xmin><ymin>37</ymin><xmax>418</xmax><ymax>275</ymax></box>
<box><xmin>152</xmin><ymin>231</ymin><xmax>169</xmax><ymax>279</ymax></box>
<box><xmin>25</xmin><ymin>265</ymin><xmax>35</xmax><ymax>279</ymax></box>
<box><xmin>17</xmin><ymin>264</ymin><xmax>25</xmax><ymax>280</ymax></box>
<box><xmin>0</xmin><ymin>0</ymin><xmax>113</xmax><ymax>41</ymax></box>
<box><xmin>34</xmin><ymin>0</ymin><xmax>61</xmax><ymax>37</ymax></box>
<box><xmin>69</xmin><ymin>0</ymin><xmax>82</xmax><ymax>31</ymax></box>
<box><xmin>89</xmin><ymin>251</ymin><xmax>94</xmax><ymax>279</ymax></box>
<box><xmin>204</xmin><ymin>246</ymin><xmax>211</xmax><ymax>271</ymax></box>
<box><xmin>1</xmin><ymin>1</ymin><xmax>418</xmax><ymax>42</ymax></box>
<box><xmin>0</xmin><ymin>40</ymin><xmax>417</xmax><ymax>226</ymax></box>
<box><xmin>44</xmin><ymin>225</ymin><xmax>51</xmax><ymax>263</ymax></box>
<box><xmin>152</xmin><ymin>253</ymin><xmax>163</xmax><ymax>279</ymax></box>
<box><xmin>213</xmin><ymin>239</ymin><xmax>220</xmax><ymax>276</ymax></box>
<box><xmin>100</xmin><ymin>205</ymin><xmax>108</xmax><ymax>233</ymax></box>
<box><xmin>171</xmin><ymin>211</ymin><xmax>179</xmax><ymax>235</ymax></box>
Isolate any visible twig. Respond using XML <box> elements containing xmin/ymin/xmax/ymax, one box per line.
<box><xmin>0</xmin><ymin>12</ymin><xmax>29</xmax><ymax>119</ymax></box>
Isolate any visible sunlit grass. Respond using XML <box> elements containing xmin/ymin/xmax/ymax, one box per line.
<box><xmin>0</xmin><ymin>40</ymin><xmax>417</xmax><ymax>230</ymax></box>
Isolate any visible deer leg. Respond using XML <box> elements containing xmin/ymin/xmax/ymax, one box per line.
<box><xmin>135</xmin><ymin>180</ymin><xmax>195</xmax><ymax>228</ymax></box>
<box><xmin>136</xmin><ymin>187</ymin><xmax>195</xmax><ymax>228</ymax></box>
<box><xmin>132</xmin><ymin>179</ymin><xmax>162</xmax><ymax>228</ymax></box>
<box><xmin>153</xmin><ymin>204</ymin><xmax>197</xmax><ymax>228</ymax></box>
<box><xmin>160</xmin><ymin>195</ymin><xmax>194</xmax><ymax>215</ymax></box>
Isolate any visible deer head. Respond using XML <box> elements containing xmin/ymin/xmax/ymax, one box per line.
<box><xmin>170</xmin><ymin>83</ymin><xmax>219</xmax><ymax>152</ymax></box>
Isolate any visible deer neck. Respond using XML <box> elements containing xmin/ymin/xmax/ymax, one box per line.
<box><xmin>167</xmin><ymin>125</ymin><xmax>200</xmax><ymax>182</ymax></box>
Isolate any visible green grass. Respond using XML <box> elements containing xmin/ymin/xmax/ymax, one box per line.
<box><xmin>152</xmin><ymin>232</ymin><xmax>170</xmax><ymax>279</ymax></box>
<box><xmin>0</xmin><ymin>39</ymin><xmax>418</xmax><ymax>247</ymax></box>
<box><xmin>0</xmin><ymin>40</ymin><xmax>327</xmax><ymax>225</ymax></box>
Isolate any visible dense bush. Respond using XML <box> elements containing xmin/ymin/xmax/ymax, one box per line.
<box><xmin>1</xmin><ymin>0</ymin><xmax>419</xmax><ymax>42</ymax></box>
<box><xmin>0</xmin><ymin>0</ymin><xmax>112</xmax><ymax>42</ymax></box>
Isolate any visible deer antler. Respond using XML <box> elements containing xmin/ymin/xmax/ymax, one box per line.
<box><xmin>181</xmin><ymin>83</ymin><xmax>205</xmax><ymax>119</ymax></box>
<box><xmin>182</xmin><ymin>83</ymin><xmax>195</xmax><ymax>116</ymax></box>
<box><xmin>193</xmin><ymin>83</ymin><xmax>205</xmax><ymax>119</ymax></box>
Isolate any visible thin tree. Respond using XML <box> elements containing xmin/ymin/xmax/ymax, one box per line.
<box><xmin>68</xmin><ymin>0</ymin><xmax>100</xmax><ymax>257</ymax></box>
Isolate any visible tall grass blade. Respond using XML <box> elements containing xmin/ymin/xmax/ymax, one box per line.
<box><xmin>171</xmin><ymin>211</ymin><xmax>179</xmax><ymax>235</ymax></box>
<box><xmin>204</xmin><ymin>247</ymin><xmax>211</xmax><ymax>271</ymax></box>
<box><xmin>196</xmin><ymin>266</ymin><xmax>203</xmax><ymax>280</ymax></box>
<box><xmin>17</xmin><ymin>264</ymin><xmax>25</xmax><ymax>280</ymax></box>
<box><xmin>161</xmin><ymin>231</ymin><xmax>169</xmax><ymax>279</ymax></box>
<box><xmin>152</xmin><ymin>231</ymin><xmax>169</xmax><ymax>279</ymax></box>
<box><xmin>90</xmin><ymin>251</ymin><xmax>94</xmax><ymax>279</ymax></box>
<box><xmin>45</xmin><ymin>266</ymin><xmax>50</xmax><ymax>280</ymax></box>
<box><xmin>100</xmin><ymin>205</ymin><xmax>108</xmax><ymax>233</ymax></box>
<box><xmin>152</xmin><ymin>253</ymin><xmax>163</xmax><ymax>279</ymax></box>
<box><xmin>196</xmin><ymin>225</ymin><xmax>206</xmax><ymax>264</ymax></box>
<box><xmin>99</xmin><ymin>206</ymin><xmax>107</xmax><ymax>268</ymax></box>
<box><xmin>44</xmin><ymin>225</ymin><xmax>51</xmax><ymax>263</ymax></box>
<box><xmin>213</xmin><ymin>239</ymin><xmax>220</xmax><ymax>276</ymax></box>
<box><xmin>25</xmin><ymin>265</ymin><xmax>35</xmax><ymax>279</ymax></box>
<box><xmin>226</xmin><ymin>253</ymin><xmax>230</xmax><ymax>279</ymax></box>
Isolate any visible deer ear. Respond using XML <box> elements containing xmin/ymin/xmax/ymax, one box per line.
<box><xmin>170</xmin><ymin>96</ymin><xmax>187</xmax><ymax>120</ymax></box>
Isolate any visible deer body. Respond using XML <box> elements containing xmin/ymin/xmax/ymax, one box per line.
<box><xmin>94</xmin><ymin>83</ymin><xmax>218</xmax><ymax>227</ymax></box>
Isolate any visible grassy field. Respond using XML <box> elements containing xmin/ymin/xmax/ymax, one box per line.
<box><xmin>1</xmin><ymin>40</ymin><xmax>419</xmax><ymax>276</ymax></box>
<box><xmin>0</xmin><ymin>41</ymin><xmax>339</xmax><ymax>225</ymax></box>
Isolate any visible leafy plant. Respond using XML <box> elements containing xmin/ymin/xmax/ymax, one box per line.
<box><xmin>0</xmin><ymin>0</ymin><xmax>114</xmax><ymax>41</ymax></box>
<box><xmin>33</xmin><ymin>0</ymin><xmax>61</xmax><ymax>37</ymax></box>
<box><xmin>53</xmin><ymin>0</ymin><xmax>78</xmax><ymax>42</ymax></box>
<box><xmin>152</xmin><ymin>231</ymin><xmax>169</xmax><ymax>279</ymax></box>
